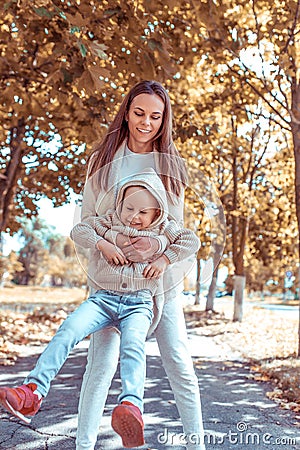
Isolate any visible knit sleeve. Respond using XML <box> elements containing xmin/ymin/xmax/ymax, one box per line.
<box><xmin>163</xmin><ymin>220</ymin><xmax>200</xmax><ymax>264</ymax></box>
<box><xmin>70</xmin><ymin>212</ymin><xmax>114</xmax><ymax>249</ymax></box>
<box><xmin>85</xmin><ymin>213</ymin><xmax>114</xmax><ymax>236</ymax></box>
<box><xmin>80</xmin><ymin>176</ymin><xmax>99</xmax><ymax>221</ymax></box>
<box><xmin>153</xmin><ymin>189</ymin><xmax>184</xmax><ymax>254</ymax></box>
<box><xmin>70</xmin><ymin>221</ymin><xmax>101</xmax><ymax>249</ymax></box>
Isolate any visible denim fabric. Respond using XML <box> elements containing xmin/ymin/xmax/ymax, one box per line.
<box><xmin>24</xmin><ymin>289</ymin><xmax>153</xmax><ymax>412</ymax></box>
<box><xmin>76</xmin><ymin>297</ymin><xmax>206</xmax><ymax>450</ymax></box>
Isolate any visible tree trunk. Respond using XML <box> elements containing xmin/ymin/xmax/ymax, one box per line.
<box><xmin>233</xmin><ymin>275</ymin><xmax>246</xmax><ymax>322</ymax></box>
<box><xmin>291</xmin><ymin>77</ymin><xmax>300</xmax><ymax>356</ymax></box>
<box><xmin>0</xmin><ymin>119</ymin><xmax>25</xmax><ymax>233</ymax></box>
<box><xmin>205</xmin><ymin>241</ymin><xmax>224</xmax><ymax>310</ymax></box>
<box><xmin>232</xmin><ymin>217</ymin><xmax>249</xmax><ymax>321</ymax></box>
<box><xmin>231</xmin><ymin>149</ymin><xmax>247</xmax><ymax>322</ymax></box>
<box><xmin>297</xmin><ymin>265</ymin><xmax>300</xmax><ymax>300</ymax></box>
<box><xmin>194</xmin><ymin>257</ymin><xmax>201</xmax><ymax>305</ymax></box>
<box><xmin>206</xmin><ymin>274</ymin><xmax>218</xmax><ymax>311</ymax></box>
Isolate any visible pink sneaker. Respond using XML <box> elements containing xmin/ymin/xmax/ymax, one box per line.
<box><xmin>0</xmin><ymin>383</ymin><xmax>42</xmax><ymax>424</ymax></box>
<box><xmin>111</xmin><ymin>401</ymin><xmax>145</xmax><ymax>448</ymax></box>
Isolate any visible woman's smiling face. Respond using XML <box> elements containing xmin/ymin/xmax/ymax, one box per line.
<box><xmin>126</xmin><ymin>93</ymin><xmax>164</xmax><ymax>153</ymax></box>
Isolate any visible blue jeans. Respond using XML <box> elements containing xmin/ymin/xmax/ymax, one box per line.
<box><xmin>76</xmin><ymin>296</ymin><xmax>206</xmax><ymax>450</ymax></box>
<box><xmin>24</xmin><ymin>289</ymin><xmax>153</xmax><ymax>411</ymax></box>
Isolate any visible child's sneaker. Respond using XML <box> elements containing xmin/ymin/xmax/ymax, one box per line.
<box><xmin>0</xmin><ymin>383</ymin><xmax>42</xmax><ymax>424</ymax></box>
<box><xmin>111</xmin><ymin>401</ymin><xmax>145</xmax><ymax>448</ymax></box>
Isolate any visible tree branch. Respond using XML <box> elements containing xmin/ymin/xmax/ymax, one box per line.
<box><xmin>282</xmin><ymin>0</ymin><xmax>300</xmax><ymax>53</ymax></box>
<box><xmin>227</xmin><ymin>64</ymin><xmax>291</xmax><ymax>128</ymax></box>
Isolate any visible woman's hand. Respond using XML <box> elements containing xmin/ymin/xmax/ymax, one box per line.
<box><xmin>96</xmin><ymin>239</ymin><xmax>128</xmax><ymax>265</ymax></box>
<box><xmin>143</xmin><ymin>255</ymin><xmax>170</xmax><ymax>279</ymax></box>
<box><xmin>116</xmin><ymin>234</ymin><xmax>159</xmax><ymax>262</ymax></box>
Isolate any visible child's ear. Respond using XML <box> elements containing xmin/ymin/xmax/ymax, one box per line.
<box><xmin>155</xmin><ymin>209</ymin><xmax>161</xmax><ymax>219</ymax></box>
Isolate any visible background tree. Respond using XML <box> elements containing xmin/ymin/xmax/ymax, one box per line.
<box><xmin>14</xmin><ymin>218</ymin><xmax>51</xmax><ymax>285</ymax></box>
<box><xmin>11</xmin><ymin>217</ymin><xmax>88</xmax><ymax>287</ymax></box>
<box><xmin>0</xmin><ymin>251</ymin><xmax>23</xmax><ymax>286</ymax></box>
<box><xmin>0</xmin><ymin>0</ymin><xmax>199</xmax><ymax>238</ymax></box>
<box><xmin>167</xmin><ymin>0</ymin><xmax>299</xmax><ymax>322</ymax></box>
<box><xmin>247</xmin><ymin>146</ymin><xmax>298</xmax><ymax>296</ymax></box>
<box><xmin>187</xmin><ymin>0</ymin><xmax>299</xmax><ymax>325</ymax></box>
<box><xmin>46</xmin><ymin>236</ymin><xmax>89</xmax><ymax>287</ymax></box>
<box><xmin>172</xmin><ymin>61</ymin><xmax>278</xmax><ymax>318</ymax></box>
<box><xmin>1</xmin><ymin>1</ymin><xmax>299</xmax><ymax>348</ymax></box>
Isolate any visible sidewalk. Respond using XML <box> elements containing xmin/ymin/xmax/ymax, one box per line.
<box><xmin>0</xmin><ymin>332</ymin><xmax>299</xmax><ymax>449</ymax></box>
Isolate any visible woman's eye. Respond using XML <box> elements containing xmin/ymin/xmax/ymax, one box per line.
<box><xmin>126</xmin><ymin>207</ymin><xmax>134</xmax><ymax>211</ymax></box>
<box><xmin>133</xmin><ymin>112</ymin><xmax>161</xmax><ymax>120</ymax></box>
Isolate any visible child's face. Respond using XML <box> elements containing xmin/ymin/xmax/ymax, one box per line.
<box><xmin>120</xmin><ymin>186</ymin><xmax>160</xmax><ymax>230</ymax></box>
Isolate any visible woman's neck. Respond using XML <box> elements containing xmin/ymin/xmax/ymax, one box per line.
<box><xmin>127</xmin><ymin>139</ymin><xmax>153</xmax><ymax>154</ymax></box>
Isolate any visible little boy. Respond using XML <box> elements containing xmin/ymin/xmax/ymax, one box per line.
<box><xmin>0</xmin><ymin>169</ymin><xmax>199</xmax><ymax>448</ymax></box>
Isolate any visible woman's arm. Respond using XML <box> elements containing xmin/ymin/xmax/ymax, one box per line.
<box><xmin>70</xmin><ymin>220</ymin><xmax>102</xmax><ymax>250</ymax></box>
<box><xmin>142</xmin><ymin>221</ymin><xmax>199</xmax><ymax>279</ymax></box>
<box><xmin>75</xmin><ymin>176</ymin><xmax>122</xmax><ymax>249</ymax></box>
<box><xmin>163</xmin><ymin>221</ymin><xmax>200</xmax><ymax>264</ymax></box>
<box><xmin>80</xmin><ymin>177</ymin><xmax>98</xmax><ymax>222</ymax></box>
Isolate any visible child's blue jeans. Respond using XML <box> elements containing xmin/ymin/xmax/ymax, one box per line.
<box><xmin>24</xmin><ymin>289</ymin><xmax>153</xmax><ymax>412</ymax></box>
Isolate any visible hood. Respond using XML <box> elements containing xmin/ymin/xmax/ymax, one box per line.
<box><xmin>116</xmin><ymin>168</ymin><xmax>168</xmax><ymax>229</ymax></box>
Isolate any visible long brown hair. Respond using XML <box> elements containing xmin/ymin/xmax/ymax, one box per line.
<box><xmin>87</xmin><ymin>80</ymin><xmax>187</xmax><ymax>196</ymax></box>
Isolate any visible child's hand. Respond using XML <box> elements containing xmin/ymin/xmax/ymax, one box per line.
<box><xmin>96</xmin><ymin>240</ymin><xmax>128</xmax><ymax>265</ymax></box>
<box><xmin>143</xmin><ymin>255</ymin><xmax>170</xmax><ymax>279</ymax></box>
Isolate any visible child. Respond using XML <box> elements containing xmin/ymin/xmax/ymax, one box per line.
<box><xmin>0</xmin><ymin>169</ymin><xmax>199</xmax><ymax>448</ymax></box>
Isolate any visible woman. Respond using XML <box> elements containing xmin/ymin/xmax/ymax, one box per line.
<box><xmin>76</xmin><ymin>80</ymin><xmax>206</xmax><ymax>450</ymax></box>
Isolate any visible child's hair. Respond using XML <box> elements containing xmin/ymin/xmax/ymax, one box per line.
<box><xmin>119</xmin><ymin>185</ymin><xmax>159</xmax><ymax>210</ymax></box>
<box><xmin>120</xmin><ymin>184</ymin><xmax>148</xmax><ymax>203</ymax></box>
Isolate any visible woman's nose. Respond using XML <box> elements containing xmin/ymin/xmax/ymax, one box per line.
<box><xmin>142</xmin><ymin>116</ymin><xmax>151</xmax><ymax>126</ymax></box>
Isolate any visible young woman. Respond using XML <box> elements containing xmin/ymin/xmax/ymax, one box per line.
<box><xmin>75</xmin><ymin>80</ymin><xmax>206</xmax><ymax>450</ymax></box>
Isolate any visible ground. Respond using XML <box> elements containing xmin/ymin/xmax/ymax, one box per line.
<box><xmin>183</xmin><ymin>295</ymin><xmax>300</xmax><ymax>419</ymax></box>
<box><xmin>0</xmin><ymin>285</ymin><xmax>299</xmax><ymax>422</ymax></box>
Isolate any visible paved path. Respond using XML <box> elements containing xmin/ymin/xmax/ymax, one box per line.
<box><xmin>0</xmin><ymin>331</ymin><xmax>299</xmax><ymax>449</ymax></box>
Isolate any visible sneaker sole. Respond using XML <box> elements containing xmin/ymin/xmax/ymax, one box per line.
<box><xmin>112</xmin><ymin>405</ymin><xmax>145</xmax><ymax>448</ymax></box>
<box><xmin>0</xmin><ymin>397</ymin><xmax>32</xmax><ymax>424</ymax></box>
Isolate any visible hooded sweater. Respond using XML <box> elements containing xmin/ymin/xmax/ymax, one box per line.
<box><xmin>71</xmin><ymin>168</ymin><xmax>199</xmax><ymax>295</ymax></box>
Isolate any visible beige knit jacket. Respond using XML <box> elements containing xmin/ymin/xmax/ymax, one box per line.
<box><xmin>71</xmin><ymin>169</ymin><xmax>199</xmax><ymax>296</ymax></box>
